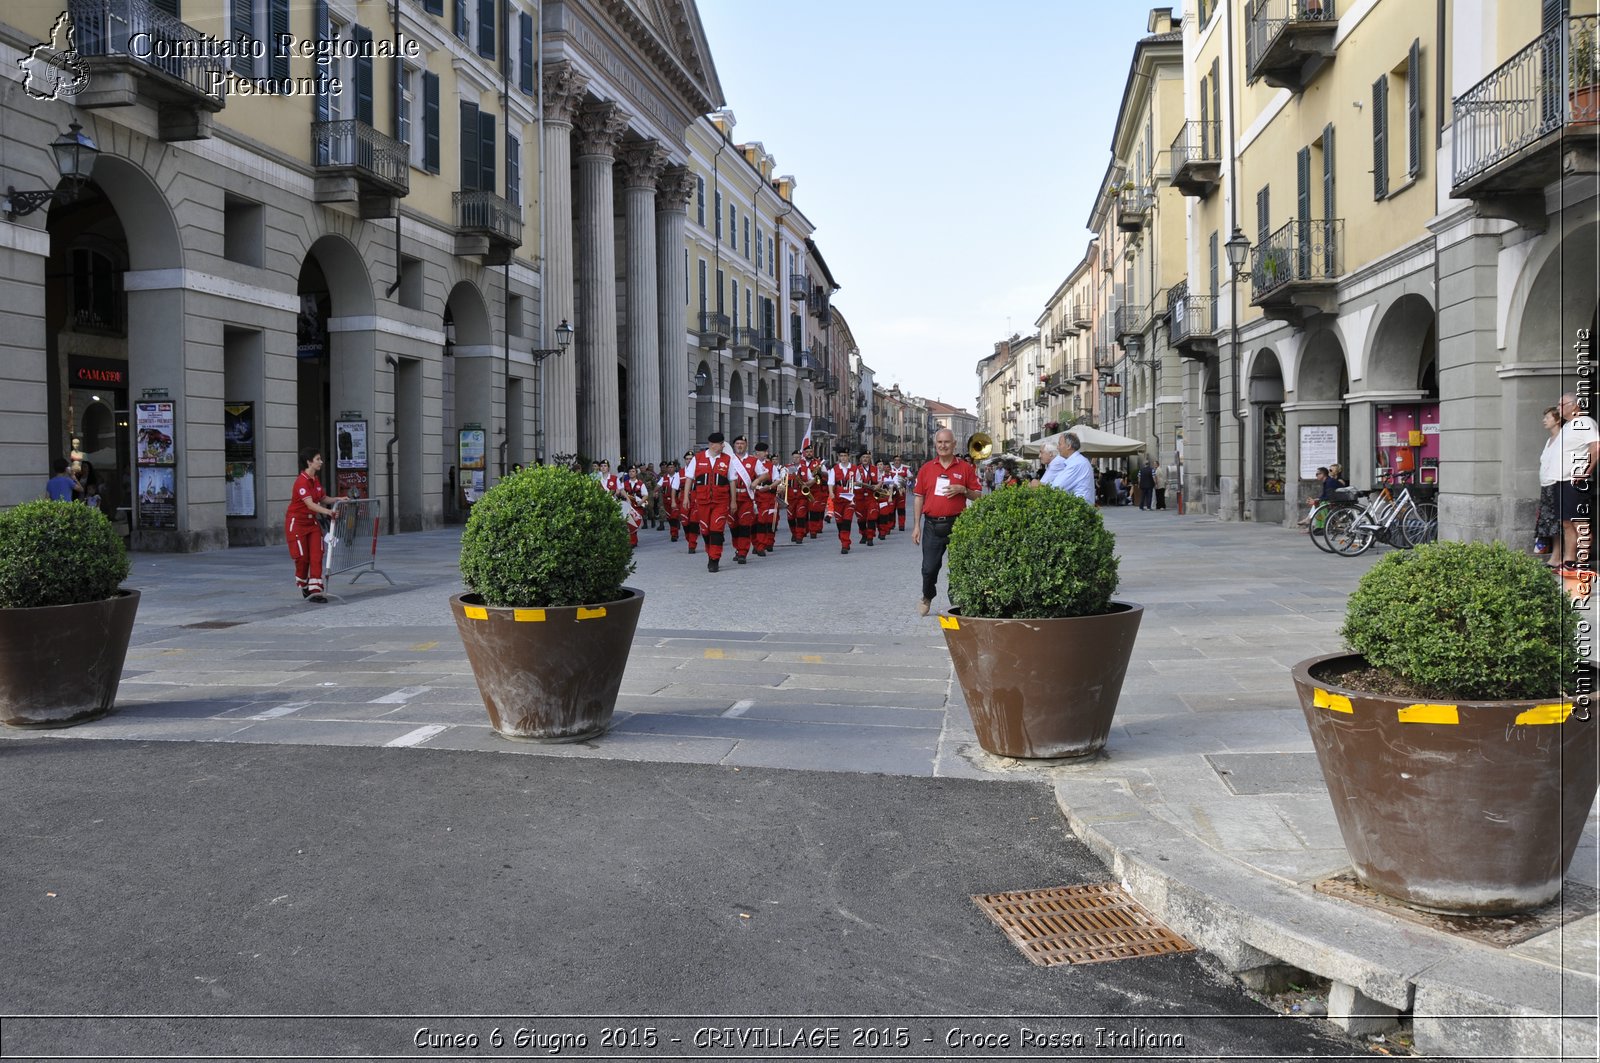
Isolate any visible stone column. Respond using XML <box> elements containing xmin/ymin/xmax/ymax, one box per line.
<box><xmin>618</xmin><ymin>141</ymin><xmax>667</xmax><ymax>466</ymax></box>
<box><xmin>540</xmin><ymin>63</ymin><xmax>586</xmax><ymax>463</ymax></box>
<box><xmin>655</xmin><ymin>166</ymin><xmax>695</xmax><ymax>464</ymax></box>
<box><xmin>574</xmin><ymin>101</ymin><xmax>628</xmax><ymax>466</ymax></box>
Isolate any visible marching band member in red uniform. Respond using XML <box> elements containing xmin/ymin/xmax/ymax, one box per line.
<box><xmin>805</xmin><ymin>445</ymin><xmax>828</xmax><ymax>539</ymax></box>
<box><xmin>891</xmin><ymin>455</ymin><xmax>912</xmax><ymax>530</ymax></box>
<box><xmin>785</xmin><ymin>450</ymin><xmax>809</xmax><ymax>543</ymax></box>
<box><xmin>854</xmin><ymin>450</ymin><xmax>879</xmax><ymax>547</ymax></box>
<box><xmin>752</xmin><ymin>442</ymin><xmax>779</xmax><ymax>555</ymax></box>
<box><xmin>659</xmin><ymin>462</ymin><xmax>682</xmax><ymax>542</ymax></box>
<box><xmin>730</xmin><ymin>436</ymin><xmax>760</xmax><ymax>564</ymax></box>
<box><xmin>680</xmin><ymin>432</ymin><xmax>753</xmax><ymax>572</ymax></box>
<box><xmin>875</xmin><ymin>460</ymin><xmax>896</xmax><ymax>540</ymax></box>
<box><xmin>285</xmin><ymin>446</ymin><xmax>347</xmax><ymax>603</ymax></box>
<box><xmin>828</xmin><ymin>445</ymin><xmax>857</xmax><ymax>555</ymax></box>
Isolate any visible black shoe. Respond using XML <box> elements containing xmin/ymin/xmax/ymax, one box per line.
<box><xmin>688</xmin><ymin>545</ymin><xmax>696</xmax><ymax>554</ymax></box>
<box><xmin>735</xmin><ymin>555</ymin><xmax>747</xmax><ymax>564</ymax></box>
<box><xmin>301</xmin><ymin>588</ymin><xmax>311</xmax><ymax>598</ymax></box>
<box><xmin>841</xmin><ymin>546</ymin><xmax>849</xmax><ymax>554</ymax></box>
<box><xmin>307</xmin><ymin>593</ymin><xmax>327</xmax><ymax>603</ymax></box>
<box><xmin>708</xmin><ymin>557</ymin><xmax>719</xmax><ymax>572</ymax></box>
<box><xmin>866</xmin><ymin>539</ymin><xmax>874</xmax><ymax>546</ymax></box>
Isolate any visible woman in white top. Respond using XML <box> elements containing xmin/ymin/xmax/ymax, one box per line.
<box><xmin>1537</xmin><ymin>405</ymin><xmax>1564</xmax><ymax>565</ymax></box>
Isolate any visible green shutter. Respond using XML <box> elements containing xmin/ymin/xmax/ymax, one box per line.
<box><xmin>267</xmin><ymin>0</ymin><xmax>289</xmax><ymax>83</ymax></box>
<box><xmin>354</xmin><ymin>25</ymin><xmax>373</xmax><ymax>127</ymax></box>
<box><xmin>1406</xmin><ymin>40</ymin><xmax>1421</xmax><ymax>178</ymax></box>
<box><xmin>231</xmin><ymin>0</ymin><xmax>254</xmax><ymax>77</ymax></box>
<box><xmin>423</xmin><ymin>71</ymin><xmax>440</xmax><ymax>173</ymax></box>
<box><xmin>1372</xmin><ymin>75</ymin><xmax>1389</xmax><ymax>198</ymax></box>
<box><xmin>460</xmin><ymin>101</ymin><xmax>479</xmax><ymax>191</ymax></box>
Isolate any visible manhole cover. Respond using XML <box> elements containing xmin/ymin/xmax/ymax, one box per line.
<box><xmin>972</xmin><ymin>884</ymin><xmax>1194</xmax><ymax>966</ymax></box>
<box><xmin>180</xmin><ymin>621</ymin><xmax>244</xmax><ymax>630</ymax></box>
<box><xmin>1313</xmin><ymin>872</ymin><xmax>1600</xmax><ymax>947</ymax></box>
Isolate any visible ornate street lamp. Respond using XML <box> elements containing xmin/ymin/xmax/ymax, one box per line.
<box><xmin>4</xmin><ymin>122</ymin><xmax>100</xmax><ymax>220</ymax></box>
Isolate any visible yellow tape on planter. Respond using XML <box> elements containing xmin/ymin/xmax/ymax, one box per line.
<box><xmin>513</xmin><ymin>609</ymin><xmax>546</xmax><ymax>623</ymax></box>
<box><xmin>939</xmin><ymin>616</ymin><xmax>960</xmax><ymax>630</ymax></box>
<box><xmin>1515</xmin><ymin>703</ymin><xmax>1573</xmax><ymax>726</ymax></box>
<box><xmin>1313</xmin><ymin>688</ymin><xmax>1353</xmax><ymax>714</ymax></box>
<box><xmin>576</xmin><ymin>607</ymin><xmax>607</xmax><ymax>621</ymax></box>
<box><xmin>1398</xmin><ymin>703</ymin><xmax>1460</xmax><ymax>725</ymax></box>
<box><xmin>462</xmin><ymin>605</ymin><xmax>488</xmax><ymax>621</ymax></box>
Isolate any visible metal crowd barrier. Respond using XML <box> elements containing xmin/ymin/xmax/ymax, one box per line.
<box><xmin>324</xmin><ymin>498</ymin><xmax>394</xmax><ymax>587</ymax></box>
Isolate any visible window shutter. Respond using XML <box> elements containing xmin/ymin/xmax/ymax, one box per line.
<box><xmin>354</xmin><ymin>26</ymin><xmax>373</xmax><ymax>126</ymax></box>
<box><xmin>453</xmin><ymin>0</ymin><xmax>467</xmax><ymax>40</ymax></box>
<box><xmin>422</xmin><ymin>71</ymin><xmax>440</xmax><ymax>173</ymax></box>
<box><xmin>1210</xmin><ymin>59</ymin><xmax>1221</xmax><ymax>157</ymax></box>
<box><xmin>698</xmin><ymin>260</ymin><xmax>707</xmax><ymax>315</ymax></box>
<box><xmin>479</xmin><ymin>110</ymin><xmax>496</xmax><ymax>194</ymax></box>
<box><xmin>460</xmin><ymin>101</ymin><xmax>480</xmax><ymax>191</ymax></box>
<box><xmin>1198</xmin><ymin>78</ymin><xmax>1209</xmax><ymax>157</ymax></box>
<box><xmin>477</xmin><ymin>0</ymin><xmax>495</xmax><ymax>58</ymax></box>
<box><xmin>519</xmin><ymin>12</ymin><xmax>533</xmax><ymax>94</ymax></box>
<box><xmin>1256</xmin><ymin>185</ymin><xmax>1270</xmax><ymax>247</ymax></box>
<box><xmin>266</xmin><ymin>0</ymin><xmax>289</xmax><ymax>82</ymax></box>
<box><xmin>506</xmin><ymin>133</ymin><xmax>519</xmax><ymax>205</ymax></box>
<box><xmin>1296</xmin><ymin>146</ymin><xmax>1312</xmax><ymax>278</ymax></box>
<box><xmin>1406</xmin><ymin>40</ymin><xmax>1421</xmax><ymax>178</ymax></box>
<box><xmin>1372</xmin><ymin>75</ymin><xmax>1389</xmax><ymax>198</ymax></box>
<box><xmin>231</xmin><ymin>0</ymin><xmax>254</xmax><ymax>76</ymax></box>
<box><xmin>1323</xmin><ymin>124</ymin><xmax>1337</xmax><ymax>276</ymax></box>
<box><xmin>313</xmin><ymin>0</ymin><xmax>330</xmax><ymax>150</ymax></box>
<box><xmin>423</xmin><ymin>0</ymin><xmax>442</xmax><ymax>14</ymax></box>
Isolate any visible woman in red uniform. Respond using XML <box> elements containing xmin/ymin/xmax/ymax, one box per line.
<box><xmin>285</xmin><ymin>447</ymin><xmax>347</xmax><ymax>602</ymax></box>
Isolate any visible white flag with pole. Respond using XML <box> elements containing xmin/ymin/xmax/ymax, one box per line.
<box><xmin>800</xmin><ymin>417</ymin><xmax>813</xmax><ymax>452</ymax></box>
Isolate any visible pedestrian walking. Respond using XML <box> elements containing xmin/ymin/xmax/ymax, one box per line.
<box><xmin>1555</xmin><ymin>392</ymin><xmax>1598</xmax><ymax>573</ymax></box>
<box><xmin>1040</xmin><ymin>432</ymin><xmax>1096</xmax><ymax>506</ymax></box>
<box><xmin>680</xmin><ymin>432</ymin><xmax>752</xmax><ymax>573</ymax></box>
<box><xmin>1536</xmin><ymin>405</ymin><xmax>1564</xmax><ymax>562</ymax></box>
<box><xmin>45</xmin><ymin>457</ymin><xmax>78</xmax><ymax>501</ymax></box>
<box><xmin>751</xmin><ymin>443</ymin><xmax>779</xmax><ymax>556</ymax></box>
<box><xmin>911</xmin><ymin>428</ymin><xmax>981</xmax><ymax>616</ymax></box>
<box><xmin>1154</xmin><ymin>461</ymin><xmax>1168</xmax><ymax>510</ymax></box>
<box><xmin>285</xmin><ymin>446</ymin><xmax>347</xmax><ymax>602</ymax></box>
<box><xmin>1138</xmin><ymin>460</ymin><xmax>1156</xmax><ymax>510</ymax></box>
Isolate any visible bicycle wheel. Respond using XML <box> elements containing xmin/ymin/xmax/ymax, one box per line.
<box><xmin>1325</xmin><ymin>506</ymin><xmax>1375</xmax><ymax>556</ymax></box>
<box><xmin>1401</xmin><ymin>502</ymin><xmax>1439</xmax><ymax>548</ymax></box>
<box><xmin>1307</xmin><ymin>503</ymin><xmax>1341</xmax><ymax>553</ymax></box>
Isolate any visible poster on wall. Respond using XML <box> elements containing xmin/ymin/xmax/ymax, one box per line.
<box><xmin>224</xmin><ymin>401</ymin><xmax>255</xmax><ymax>517</ymax></box>
<box><xmin>459</xmin><ymin>427</ymin><xmax>487</xmax><ymax>505</ymax></box>
<box><xmin>334</xmin><ymin>419</ymin><xmax>367</xmax><ymax>469</ymax></box>
<box><xmin>337</xmin><ymin>469</ymin><xmax>369</xmax><ymax>500</ymax></box>
<box><xmin>137</xmin><ymin>466</ymin><xmax>177</xmax><ymax>529</ymax></box>
<box><xmin>1299</xmin><ymin>425</ymin><xmax>1339</xmax><ymax>479</ymax></box>
<box><xmin>135</xmin><ymin>402</ymin><xmax>175</xmax><ymax>465</ymax></box>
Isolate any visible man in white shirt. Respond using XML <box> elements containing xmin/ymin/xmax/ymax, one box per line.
<box><xmin>1557</xmin><ymin>392</ymin><xmax>1599</xmax><ymax>572</ymax></box>
<box><xmin>1041</xmin><ymin>431</ymin><xmax>1096</xmax><ymax>506</ymax></box>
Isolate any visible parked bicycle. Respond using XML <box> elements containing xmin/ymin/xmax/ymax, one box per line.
<box><xmin>1322</xmin><ymin>479</ymin><xmax>1438</xmax><ymax>556</ymax></box>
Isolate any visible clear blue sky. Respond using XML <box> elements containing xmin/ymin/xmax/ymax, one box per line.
<box><xmin>696</xmin><ymin>0</ymin><xmax>1151</xmax><ymax>411</ymax></box>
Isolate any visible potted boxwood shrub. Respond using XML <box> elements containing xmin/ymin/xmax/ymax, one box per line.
<box><xmin>939</xmin><ymin>487</ymin><xmax>1142</xmax><ymax>758</ymax></box>
<box><xmin>1291</xmin><ymin>541</ymin><xmax>1596</xmax><ymax>915</ymax></box>
<box><xmin>0</xmin><ymin>500</ymin><xmax>138</xmax><ymax>728</ymax></box>
<box><xmin>451</xmin><ymin>465</ymin><xmax>641</xmax><ymax>741</ymax></box>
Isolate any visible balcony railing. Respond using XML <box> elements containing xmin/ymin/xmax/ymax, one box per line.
<box><xmin>1246</xmin><ymin>0</ymin><xmax>1337</xmax><ymax>92</ymax></box>
<box><xmin>1116</xmin><ymin>187</ymin><xmax>1154</xmax><ymax>232</ymax></box>
<box><xmin>1093</xmin><ymin>344</ymin><xmax>1115</xmax><ymax>370</ymax></box>
<box><xmin>698</xmin><ymin>311</ymin><xmax>731</xmax><ymax>347</ymax></box>
<box><xmin>761</xmin><ymin>336</ymin><xmax>790</xmax><ymax>367</ymax></box>
<box><xmin>1452</xmin><ymin>16</ymin><xmax>1599</xmax><ymax>196</ymax></box>
<box><xmin>1113</xmin><ymin>303</ymin><xmax>1151</xmax><ymax>342</ymax></box>
<box><xmin>1168</xmin><ymin>281</ymin><xmax>1218</xmax><ymax>359</ymax></box>
<box><xmin>1169</xmin><ymin>120</ymin><xmax>1223</xmax><ymax>197</ymax></box>
<box><xmin>312</xmin><ymin>120</ymin><xmax>410</xmax><ymax>197</ymax></box>
<box><xmin>823</xmin><ymin>371</ymin><xmax>840</xmax><ymax>394</ymax></box>
<box><xmin>732</xmin><ymin>326</ymin><xmax>762</xmax><ymax>359</ymax></box>
<box><xmin>1071</xmin><ymin>302</ymin><xmax>1092</xmax><ymax>328</ymax></box>
<box><xmin>70</xmin><ymin>0</ymin><xmax>223</xmax><ymax>100</ymax></box>
<box><xmin>1251</xmin><ymin>219</ymin><xmax>1343</xmax><ymax>301</ymax></box>
<box><xmin>453</xmin><ymin>190</ymin><xmax>522</xmax><ymax>247</ymax></box>
<box><xmin>787</xmin><ymin>272</ymin><xmax>808</xmax><ymax>301</ymax></box>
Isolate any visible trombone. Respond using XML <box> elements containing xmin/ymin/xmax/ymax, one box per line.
<box><xmin>967</xmin><ymin>432</ymin><xmax>994</xmax><ymax>462</ymax></box>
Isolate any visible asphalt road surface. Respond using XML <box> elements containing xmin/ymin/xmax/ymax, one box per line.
<box><xmin>0</xmin><ymin>739</ymin><xmax>1367</xmax><ymax>1061</ymax></box>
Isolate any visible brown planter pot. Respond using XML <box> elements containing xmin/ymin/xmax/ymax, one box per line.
<box><xmin>1292</xmin><ymin>651</ymin><xmax>1599</xmax><ymax>915</ymax></box>
<box><xmin>451</xmin><ymin>588</ymin><xmax>643</xmax><ymax>742</ymax></box>
<box><xmin>940</xmin><ymin>602</ymin><xmax>1143</xmax><ymax>759</ymax></box>
<box><xmin>0</xmin><ymin>590</ymin><xmax>140</xmax><ymax>728</ymax></box>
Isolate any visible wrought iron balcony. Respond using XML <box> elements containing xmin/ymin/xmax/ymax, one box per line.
<box><xmin>787</xmin><ymin>272</ymin><xmax>808</xmax><ymax>301</ymax></box>
<box><xmin>823</xmin><ymin>371</ymin><xmax>840</xmax><ymax>394</ymax></box>
<box><xmin>697</xmin><ymin>312</ymin><xmax>731</xmax><ymax>349</ymax></box>
<box><xmin>1246</xmin><ymin>0</ymin><xmax>1338</xmax><ymax>92</ymax></box>
<box><xmin>312</xmin><ymin>120</ymin><xmax>409</xmax><ymax>218</ymax></box>
<box><xmin>1167</xmin><ymin>281</ymin><xmax>1218</xmax><ymax>362</ymax></box>
<box><xmin>1113</xmin><ymin>303</ymin><xmax>1151</xmax><ymax>343</ymax></box>
<box><xmin>732</xmin><ymin>326</ymin><xmax>762</xmax><ymax>360</ymax></box>
<box><xmin>1093</xmin><ymin>344</ymin><xmax>1115</xmax><ymax>370</ymax></box>
<box><xmin>1116</xmin><ymin>187</ymin><xmax>1153</xmax><ymax>233</ymax></box>
<box><xmin>1452</xmin><ymin>15</ymin><xmax>1600</xmax><ymax>216</ymax></box>
<box><xmin>761</xmin><ymin>336</ymin><xmax>790</xmax><ymax>367</ymax></box>
<box><xmin>1072</xmin><ymin>358</ymin><xmax>1093</xmax><ymax>382</ymax></box>
<box><xmin>1071</xmin><ymin>302</ymin><xmax>1092</xmax><ymax>329</ymax></box>
<box><xmin>453</xmin><ymin>190</ymin><xmax>522</xmax><ymax>264</ymax></box>
<box><xmin>68</xmin><ymin>0</ymin><xmax>224</xmax><ymax>140</ymax></box>
<box><xmin>1251</xmin><ymin>219</ymin><xmax>1343</xmax><ymax>324</ymax></box>
<box><xmin>798</xmin><ymin>350</ymin><xmax>821</xmax><ymax>380</ymax></box>
<box><xmin>1169</xmin><ymin>120</ymin><xmax>1222</xmax><ymax>198</ymax></box>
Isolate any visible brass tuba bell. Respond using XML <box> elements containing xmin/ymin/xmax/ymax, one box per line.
<box><xmin>967</xmin><ymin>432</ymin><xmax>994</xmax><ymax>462</ymax></box>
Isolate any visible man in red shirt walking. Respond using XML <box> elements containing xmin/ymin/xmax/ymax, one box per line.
<box><xmin>680</xmin><ymin>432</ymin><xmax>752</xmax><ymax>572</ymax></box>
<box><xmin>911</xmin><ymin>428</ymin><xmax>980</xmax><ymax>616</ymax></box>
<box><xmin>285</xmin><ymin>446</ymin><xmax>347</xmax><ymax>603</ymax></box>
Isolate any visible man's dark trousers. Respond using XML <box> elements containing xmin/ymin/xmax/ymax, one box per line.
<box><xmin>921</xmin><ymin>515</ymin><xmax>955</xmax><ymax>603</ymax></box>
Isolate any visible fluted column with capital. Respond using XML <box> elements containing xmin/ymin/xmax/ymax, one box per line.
<box><xmin>574</xmin><ymin>101</ymin><xmax>629</xmax><ymax>466</ymax></box>
<box><xmin>540</xmin><ymin>63</ymin><xmax>587</xmax><ymax>462</ymax></box>
<box><xmin>619</xmin><ymin>141</ymin><xmax>668</xmax><ymax>465</ymax></box>
<box><xmin>656</xmin><ymin>166</ymin><xmax>694</xmax><ymax>463</ymax></box>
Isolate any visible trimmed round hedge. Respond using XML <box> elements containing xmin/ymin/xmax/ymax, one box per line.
<box><xmin>1340</xmin><ymin>540</ymin><xmax>1578</xmax><ymax>700</ymax></box>
<box><xmin>946</xmin><ymin>486</ymin><xmax>1119</xmax><ymax>619</ymax></box>
<box><xmin>459</xmin><ymin>464</ymin><xmax>634</xmax><ymax>608</ymax></box>
<box><xmin>0</xmin><ymin>500</ymin><xmax>130</xmax><ymax>609</ymax></box>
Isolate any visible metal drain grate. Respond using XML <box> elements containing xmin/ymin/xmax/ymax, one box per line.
<box><xmin>181</xmin><ymin>621</ymin><xmax>244</xmax><ymax>630</ymax></box>
<box><xmin>972</xmin><ymin>884</ymin><xmax>1195</xmax><ymax>966</ymax></box>
<box><xmin>1314</xmin><ymin>872</ymin><xmax>1600</xmax><ymax>948</ymax></box>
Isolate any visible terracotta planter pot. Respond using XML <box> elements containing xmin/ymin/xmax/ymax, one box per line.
<box><xmin>1292</xmin><ymin>652</ymin><xmax>1599</xmax><ymax>915</ymax></box>
<box><xmin>940</xmin><ymin>602</ymin><xmax>1143</xmax><ymax>759</ymax></box>
<box><xmin>0</xmin><ymin>590</ymin><xmax>140</xmax><ymax>728</ymax></box>
<box><xmin>451</xmin><ymin>588</ymin><xmax>643</xmax><ymax>742</ymax></box>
